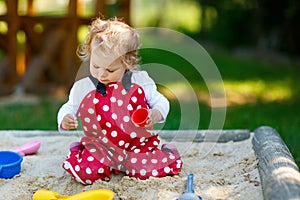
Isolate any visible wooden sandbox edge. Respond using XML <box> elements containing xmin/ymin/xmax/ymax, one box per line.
<box><xmin>0</xmin><ymin>129</ymin><xmax>250</xmax><ymax>143</ymax></box>
<box><xmin>252</xmin><ymin>126</ymin><xmax>300</xmax><ymax>200</ymax></box>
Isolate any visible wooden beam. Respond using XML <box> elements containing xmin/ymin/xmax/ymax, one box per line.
<box><xmin>253</xmin><ymin>126</ymin><xmax>300</xmax><ymax>200</ymax></box>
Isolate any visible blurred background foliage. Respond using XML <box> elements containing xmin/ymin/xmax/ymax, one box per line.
<box><xmin>0</xmin><ymin>0</ymin><xmax>299</xmax><ymax>166</ymax></box>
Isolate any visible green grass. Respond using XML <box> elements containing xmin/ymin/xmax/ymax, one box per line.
<box><xmin>0</xmin><ymin>50</ymin><xmax>299</xmax><ymax>167</ymax></box>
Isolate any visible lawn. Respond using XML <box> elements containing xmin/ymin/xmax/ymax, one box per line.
<box><xmin>0</xmin><ymin>49</ymin><xmax>299</xmax><ymax>167</ymax></box>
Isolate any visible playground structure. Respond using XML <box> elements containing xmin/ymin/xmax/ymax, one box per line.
<box><xmin>0</xmin><ymin>0</ymin><xmax>130</xmax><ymax>95</ymax></box>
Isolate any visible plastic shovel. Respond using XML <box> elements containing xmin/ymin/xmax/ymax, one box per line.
<box><xmin>32</xmin><ymin>189</ymin><xmax>114</xmax><ymax>200</ymax></box>
<box><xmin>11</xmin><ymin>140</ymin><xmax>41</xmax><ymax>157</ymax></box>
<box><xmin>177</xmin><ymin>174</ymin><xmax>202</xmax><ymax>200</ymax></box>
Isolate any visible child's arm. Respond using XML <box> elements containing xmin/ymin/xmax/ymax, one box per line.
<box><xmin>57</xmin><ymin>77</ymin><xmax>95</xmax><ymax>132</ymax></box>
<box><xmin>132</xmin><ymin>71</ymin><xmax>170</xmax><ymax>126</ymax></box>
<box><xmin>61</xmin><ymin>114</ymin><xmax>78</xmax><ymax>130</ymax></box>
<box><xmin>145</xmin><ymin>108</ymin><xmax>164</xmax><ymax>128</ymax></box>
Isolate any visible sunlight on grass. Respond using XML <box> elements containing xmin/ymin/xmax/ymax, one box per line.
<box><xmin>161</xmin><ymin>79</ymin><xmax>293</xmax><ymax>107</ymax></box>
<box><xmin>224</xmin><ymin>79</ymin><xmax>292</xmax><ymax>105</ymax></box>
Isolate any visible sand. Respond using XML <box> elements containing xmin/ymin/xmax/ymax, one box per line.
<box><xmin>0</xmin><ymin>131</ymin><xmax>263</xmax><ymax>200</ymax></box>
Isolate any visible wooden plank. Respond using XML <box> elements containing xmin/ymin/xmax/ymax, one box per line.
<box><xmin>0</xmin><ymin>129</ymin><xmax>250</xmax><ymax>143</ymax></box>
<box><xmin>253</xmin><ymin>126</ymin><xmax>300</xmax><ymax>200</ymax></box>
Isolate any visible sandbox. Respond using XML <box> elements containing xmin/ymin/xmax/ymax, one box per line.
<box><xmin>0</xmin><ymin>127</ymin><xmax>299</xmax><ymax>200</ymax></box>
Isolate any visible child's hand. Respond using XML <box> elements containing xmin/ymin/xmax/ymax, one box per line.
<box><xmin>61</xmin><ymin>114</ymin><xmax>78</xmax><ymax>130</ymax></box>
<box><xmin>145</xmin><ymin>109</ymin><xmax>163</xmax><ymax>128</ymax></box>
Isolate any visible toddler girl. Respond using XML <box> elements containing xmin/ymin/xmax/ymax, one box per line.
<box><xmin>57</xmin><ymin>17</ymin><xmax>182</xmax><ymax>185</ymax></box>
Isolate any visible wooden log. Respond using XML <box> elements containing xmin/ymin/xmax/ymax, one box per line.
<box><xmin>1</xmin><ymin>130</ymin><xmax>250</xmax><ymax>143</ymax></box>
<box><xmin>253</xmin><ymin>126</ymin><xmax>300</xmax><ymax>200</ymax></box>
<box><xmin>158</xmin><ymin>129</ymin><xmax>250</xmax><ymax>142</ymax></box>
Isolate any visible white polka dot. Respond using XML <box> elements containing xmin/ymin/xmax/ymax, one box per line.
<box><xmin>92</xmin><ymin>132</ymin><xmax>97</xmax><ymax>136</ymax></box>
<box><xmin>103</xmin><ymin>105</ymin><xmax>109</xmax><ymax>111</ymax></box>
<box><xmin>88</xmin><ymin>108</ymin><xmax>94</xmax><ymax>114</ymax></box>
<box><xmin>123</xmin><ymin>116</ymin><xmax>130</xmax><ymax>122</ymax></box>
<box><xmin>86</xmin><ymin>167</ymin><xmax>92</xmax><ymax>174</ymax></box>
<box><xmin>111</xmin><ymin>130</ymin><xmax>118</xmax><ymax>137</ymax></box>
<box><xmin>130</xmin><ymin>132</ymin><xmax>137</xmax><ymax>138</ymax></box>
<box><xmin>134</xmin><ymin>149</ymin><xmax>140</xmax><ymax>153</ymax></box>
<box><xmin>138</xmin><ymin>88</ymin><xmax>143</xmax><ymax>94</ymax></box>
<box><xmin>110</xmin><ymin>96</ymin><xmax>116</xmax><ymax>102</ymax></box>
<box><xmin>81</xmin><ymin>104</ymin><xmax>85</xmax><ymax>108</ymax></box>
<box><xmin>83</xmin><ymin>126</ymin><xmax>88</xmax><ymax>131</ymax></box>
<box><xmin>85</xmin><ymin>180</ymin><xmax>92</xmax><ymax>184</ymax></box>
<box><xmin>162</xmin><ymin>157</ymin><xmax>168</xmax><ymax>163</ymax></box>
<box><xmin>142</xmin><ymin>159</ymin><xmax>147</xmax><ymax>164</ymax></box>
<box><xmin>140</xmin><ymin>169</ymin><xmax>146</xmax><ymax>176</ymax></box>
<box><xmin>113</xmin><ymin>84</ymin><xmax>118</xmax><ymax>89</ymax></box>
<box><xmin>125</xmin><ymin>143</ymin><xmax>130</xmax><ymax>148</ymax></box>
<box><xmin>153</xmin><ymin>141</ymin><xmax>159</xmax><ymax>146</ymax></box>
<box><xmin>93</xmin><ymin>98</ymin><xmax>99</xmax><ymax>104</ymax></box>
<box><xmin>112</xmin><ymin>113</ymin><xmax>117</xmax><ymax>120</ymax></box>
<box><xmin>127</xmin><ymin>104</ymin><xmax>133</xmax><ymax>111</ymax></box>
<box><xmin>102</xmin><ymin>137</ymin><xmax>108</xmax><ymax>143</ymax></box>
<box><xmin>87</xmin><ymin>93</ymin><xmax>92</xmax><ymax>98</ymax></box>
<box><xmin>131</xmin><ymin>158</ymin><xmax>137</xmax><ymax>163</ymax></box>
<box><xmin>102</xmin><ymin>129</ymin><xmax>107</xmax><ymax>135</ymax></box>
<box><xmin>125</xmin><ymin>170</ymin><xmax>129</xmax><ymax>175</ymax></box>
<box><xmin>108</xmin><ymin>151</ymin><xmax>113</xmax><ymax>157</ymax></box>
<box><xmin>152</xmin><ymin>170</ymin><xmax>158</xmax><ymax>176</ymax></box>
<box><xmin>106</xmin><ymin>122</ymin><xmax>111</xmax><ymax>128</ymax></box>
<box><xmin>131</xmin><ymin>146</ymin><xmax>136</xmax><ymax>150</ymax></box>
<box><xmin>98</xmin><ymin>168</ymin><xmax>104</xmax><ymax>173</ymax></box>
<box><xmin>117</xmin><ymin>100</ymin><xmax>123</xmax><ymax>106</ymax></box>
<box><xmin>132</xmin><ymin>169</ymin><xmax>136</xmax><ymax>175</ymax></box>
<box><xmin>121</xmin><ymin>89</ymin><xmax>127</xmax><ymax>95</ymax></box>
<box><xmin>164</xmin><ymin>167</ymin><xmax>171</xmax><ymax>173</ymax></box>
<box><xmin>100</xmin><ymin>158</ymin><xmax>105</xmax><ymax>163</ymax></box>
<box><xmin>84</xmin><ymin>117</ymin><xmax>90</xmax><ymax>123</ymax></box>
<box><xmin>119</xmin><ymin>140</ymin><xmax>125</xmax><ymax>146</ymax></box>
<box><xmin>131</xmin><ymin>96</ymin><xmax>137</xmax><ymax>103</ymax></box>
<box><xmin>169</xmin><ymin>155</ymin><xmax>175</xmax><ymax>160</ymax></box>
<box><xmin>177</xmin><ymin>163</ymin><xmax>181</xmax><ymax>168</ymax></box>
<box><xmin>97</xmin><ymin>115</ymin><xmax>101</xmax><ymax>121</ymax></box>
<box><xmin>151</xmin><ymin>159</ymin><xmax>158</xmax><ymax>164</ymax></box>
<box><xmin>140</xmin><ymin>137</ymin><xmax>145</xmax><ymax>143</ymax></box>
<box><xmin>90</xmin><ymin>148</ymin><xmax>96</xmax><ymax>153</ymax></box>
<box><xmin>118</xmin><ymin>155</ymin><xmax>124</xmax><ymax>161</ymax></box>
<box><xmin>137</xmin><ymin>105</ymin><xmax>142</xmax><ymax>109</ymax></box>
<box><xmin>75</xmin><ymin>165</ymin><xmax>80</xmax><ymax>172</ymax></box>
<box><xmin>120</xmin><ymin>123</ymin><xmax>125</xmax><ymax>131</ymax></box>
<box><xmin>87</xmin><ymin>156</ymin><xmax>94</xmax><ymax>162</ymax></box>
<box><xmin>92</xmin><ymin>124</ymin><xmax>97</xmax><ymax>130</ymax></box>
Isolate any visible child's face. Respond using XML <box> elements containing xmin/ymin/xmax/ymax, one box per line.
<box><xmin>90</xmin><ymin>52</ymin><xmax>126</xmax><ymax>85</ymax></box>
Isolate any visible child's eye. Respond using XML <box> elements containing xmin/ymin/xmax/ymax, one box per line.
<box><xmin>93</xmin><ymin>65</ymin><xmax>100</xmax><ymax>69</ymax></box>
<box><xmin>107</xmin><ymin>69</ymin><xmax>115</xmax><ymax>73</ymax></box>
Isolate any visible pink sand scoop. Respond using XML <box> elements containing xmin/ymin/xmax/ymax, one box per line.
<box><xmin>11</xmin><ymin>140</ymin><xmax>41</xmax><ymax>157</ymax></box>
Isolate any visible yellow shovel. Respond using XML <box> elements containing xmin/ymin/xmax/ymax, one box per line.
<box><xmin>32</xmin><ymin>189</ymin><xmax>114</xmax><ymax>200</ymax></box>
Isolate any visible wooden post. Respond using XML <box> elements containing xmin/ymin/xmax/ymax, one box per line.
<box><xmin>62</xmin><ymin>0</ymin><xmax>80</xmax><ymax>87</ymax></box>
<box><xmin>5</xmin><ymin>0</ymin><xmax>19</xmax><ymax>83</ymax></box>
<box><xmin>253</xmin><ymin>126</ymin><xmax>300</xmax><ymax>200</ymax></box>
<box><xmin>118</xmin><ymin>0</ymin><xmax>130</xmax><ymax>24</ymax></box>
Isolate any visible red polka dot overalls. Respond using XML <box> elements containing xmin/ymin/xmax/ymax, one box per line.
<box><xmin>62</xmin><ymin>82</ymin><xmax>182</xmax><ymax>185</ymax></box>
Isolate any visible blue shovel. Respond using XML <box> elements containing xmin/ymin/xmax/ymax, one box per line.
<box><xmin>177</xmin><ymin>174</ymin><xmax>202</xmax><ymax>200</ymax></box>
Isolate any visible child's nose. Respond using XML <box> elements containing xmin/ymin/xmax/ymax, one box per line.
<box><xmin>99</xmin><ymin>69</ymin><xmax>108</xmax><ymax>78</ymax></box>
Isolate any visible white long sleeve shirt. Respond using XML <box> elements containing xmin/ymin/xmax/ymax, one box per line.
<box><xmin>57</xmin><ymin>70</ymin><xmax>169</xmax><ymax>131</ymax></box>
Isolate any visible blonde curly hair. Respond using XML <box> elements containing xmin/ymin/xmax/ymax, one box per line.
<box><xmin>77</xmin><ymin>17</ymin><xmax>141</xmax><ymax>70</ymax></box>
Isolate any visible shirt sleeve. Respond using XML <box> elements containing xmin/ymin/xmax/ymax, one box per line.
<box><xmin>57</xmin><ymin>77</ymin><xmax>95</xmax><ymax>131</ymax></box>
<box><xmin>131</xmin><ymin>71</ymin><xmax>170</xmax><ymax>122</ymax></box>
